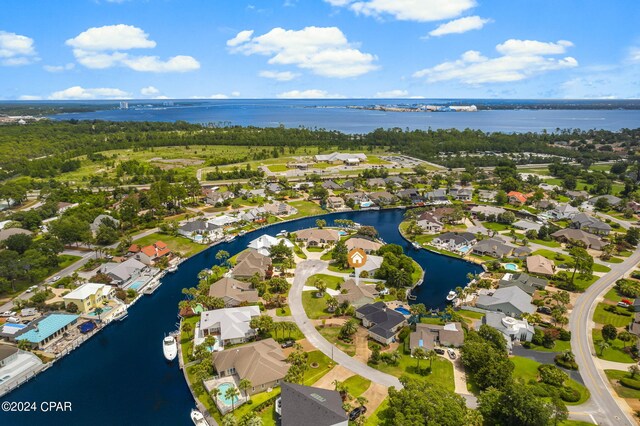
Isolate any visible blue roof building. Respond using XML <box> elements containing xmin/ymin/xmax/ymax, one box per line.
<box><xmin>16</xmin><ymin>313</ymin><xmax>79</xmax><ymax>349</ymax></box>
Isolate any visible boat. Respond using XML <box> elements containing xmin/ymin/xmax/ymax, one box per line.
<box><xmin>167</xmin><ymin>265</ymin><xmax>178</xmax><ymax>273</ymax></box>
<box><xmin>225</xmin><ymin>235</ymin><xmax>236</xmax><ymax>242</ymax></box>
<box><xmin>407</xmin><ymin>293</ymin><xmax>417</xmax><ymax>301</ymax></box>
<box><xmin>446</xmin><ymin>291</ymin><xmax>457</xmax><ymax>302</ymax></box>
<box><xmin>238</xmin><ymin>230</ymin><xmax>247</xmax><ymax>236</ymax></box>
<box><xmin>163</xmin><ymin>335</ymin><xmax>177</xmax><ymax>361</ymax></box>
<box><xmin>113</xmin><ymin>310</ymin><xmax>128</xmax><ymax>321</ymax></box>
<box><xmin>276</xmin><ymin>230</ymin><xmax>288</xmax><ymax>237</ymax></box>
<box><xmin>412</xmin><ymin>242</ymin><xmax>421</xmax><ymax>250</ymax></box>
<box><xmin>190</xmin><ymin>408</ymin><xmax>209</xmax><ymax>426</ymax></box>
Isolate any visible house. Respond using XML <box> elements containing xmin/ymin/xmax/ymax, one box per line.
<box><xmin>266</xmin><ymin>183</ymin><xmax>284</xmax><ymax>193</ymax></box>
<box><xmin>535</xmin><ymin>199</ymin><xmax>556</xmax><ymax>210</ymax></box>
<box><xmin>333</xmin><ymin>279</ymin><xmax>378</xmax><ymax>308</ymax></box>
<box><xmin>208</xmin><ymin>277</ymin><xmax>259</xmax><ymax>307</ymax></box>
<box><xmin>366</xmin><ymin>178</ymin><xmax>386</xmax><ymax>188</ymax></box>
<box><xmin>432</xmin><ymin>232</ymin><xmax>476</xmax><ymax>251</ymax></box>
<box><xmin>431</xmin><ymin>207</ymin><xmax>462</xmax><ymax>224</ymax></box>
<box><xmin>241</xmin><ymin>207</ymin><xmax>267</xmax><ymax>223</ymax></box>
<box><xmin>90</xmin><ymin>214</ymin><xmax>119</xmax><ymax>234</ymax></box>
<box><xmin>0</xmin><ymin>228</ymin><xmax>32</xmax><ymax>242</ymax></box>
<box><xmin>571</xmin><ymin>213</ymin><xmax>611</xmax><ymax>236</ymax></box>
<box><xmin>343</xmin><ymin>192</ymin><xmax>368</xmax><ymax>205</ymax></box>
<box><xmin>264</xmin><ymin>202</ymin><xmax>297</xmax><ymax>217</ymax></box>
<box><xmin>208</xmin><ymin>215</ymin><xmax>241</xmax><ymax>229</ymax></box>
<box><xmin>539</xmin><ymin>183</ymin><xmax>560</xmax><ymax>192</ymax></box>
<box><xmin>63</xmin><ymin>283</ymin><xmax>115</xmax><ymax>314</ymax></box>
<box><xmin>198</xmin><ymin>306</ymin><xmax>260</xmax><ymax>347</ymax></box>
<box><xmin>295</xmin><ymin>228</ymin><xmax>340</xmax><ymax>246</ymax></box>
<box><xmin>548</xmin><ymin>203</ymin><xmax>580</xmax><ymax>220</ymax></box>
<box><xmin>0</xmin><ymin>344</ymin><xmax>19</xmax><ymax>368</ymax></box>
<box><xmin>212</xmin><ymin>338</ymin><xmax>289</xmax><ymax>395</ymax></box>
<box><xmin>472</xmin><ymin>238</ymin><xmax>514</xmax><ymax>258</ymax></box>
<box><xmin>247</xmin><ymin>234</ymin><xmax>294</xmax><ymax>256</ymax></box>
<box><xmin>360</xmin><ymin>255</ymin><xmax>384</xmax><ymax>275</ymax></box>
<box><xmin>627</xmin><ymin>201</ymin><xmax>640</xmax><ymax>213</ymax></box>
<box><xmin>368</xmin><ymin>191</ymin><xmax>396</xmax><ymax>206</ymax></box>
<box><xmin>134</xmin><ymin>241</ymin><xmax>171</xmax><ymax>265</ymax></box>
<box><xmin>507</xmin><ymin>191</ymin><xmax>528</xmax><ymax>206</ymax></box>
<box><xmin>204</xmin><ymin>189</ymin><xmax>234</xmax><ymax>206</ymax></box>
<box><xmin>588</xmin><ymin>195</ymin><xmax>622</xmax><ymax>207</ymax></box>
<box><xmin>478</xmin><ymin>190</ymin><xmax>498</xmax><ymax>202</ymax></box>
<box><xmin>233</xmin><ymin>250</ymin><xmax>272</xmax><ymax>280</ymax></box>
<box><xmin>326</xmin><ymin>196</ymin><xmax>345</xmax><ymax>210</ymax></box>
<box><xmin>276</xmin><ymin>382</ymin><xmax>348</xmax><ymax>426</ymax></box>
<box><xmin>475</xmin><ymin>286</ymin><xmax>536</xmax><ymax>317</ymax></box>
<box><xmin>292</xmin><ymin>182</ymin><xmax>313</xmax><ymax>191</ymax></box>
<box><xmin>513</xmin><ymin>246</ymin><xmax>533</xmax><ymax>258</ymax></box>
<box><xmin>341</xmin><ymin>180</ymin><xmax>356</xmax><ymax>190</ymax></box>
<box><xmin>449</xmin><ymin>187</ymin><xmax>473</xmax><ymax>201</ymax></box>
<box><xmin>416</xmin><ymin>212</ymin><xmax>444</xmax><ymax>234</ymax></box>
<box><xmin>526</xmin><ymin>255</ymin><xmax>556</xmax><ymax>276</ymax></box>
<box><xmin>322</xmin><ymin>180</ymin><xmax>342</xmax><ymax>190</ymax></box>
<box><xmin>481</xmin><ymin>311</ymin><xmax>535</xmax><ymax>349</ymax></box>
<box><xmin>384</xmin><ymin>176</ymin><xmax>405</xmax><ymax>187</ymax></box>
<box><xmin>315</xmin><ymin>152</ymin><xmax>367</xmax><ymax>165</ymax></box>
<box><xmin>498</xmin><ymin>273</ymin><xmax>547</xmax><ymax>295</ymax></box>
<box><xmin>355</xmin><ymin>302</ymin><xmax>407</xmax><ymax>345</ymax></box>
<box><xmin>551</xmin><ymin>228</ymin><xmax>606</xmax><ymax>250</ymax></box>
<box><xmin>566</xmin><ymin>190</ymin><xmax>589</xmax><ymax>199</ymax></box>
<box><xmin>513</xmin><ymin>220</ymin><xmax>542</xmax><ymax>233</ymax></box>
<box><xmin>409</xmin><ymin>322</ymin><xmax>464</xmax><ymax>353</ymax></box>
<box><xmin>425</xmin><ymin>188</ymin><xmax>448</xmax><ymax>202</ymax></box>
<box><xmin>178</xmin><ymin>219</ymin><xmax>217</xmax><ymax>239</ymax></box>
<box><xmin>397</xmin><ymin>188</ymin><xmax>423</xmax><ymax>203</ymax></box>
<box><xmin>14</xmin><ymin>313</ymin><xmax>79</xmax><ymax>349</ymax></box>
<box><xmin>345</xmin><ymin>238</ymin><xmax>382</xmax><ymax>254</ymax></box>
<box><xmin>100</xmin><ymin>258</ymin><xmax>147</xmax><ymax>285</ymax></box>
<box><xmin>470</xmin><ymin>205</ymin><xmax>506</xmax><ymax>218</ymax></box>
<box><xmin>56</xmin><ymin>202</ymin><xmax>78</xmax><ymax>214</ymax></box>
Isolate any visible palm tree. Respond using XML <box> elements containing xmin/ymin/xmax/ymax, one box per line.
<box><xmin>598</xmin><ymin>340</ymin><xmax>610</xmax><ymax>356</ymax></box>
<box><xmin>225</xmin><ymin>385</ymin><xmax>240</xmax><ymax>412</ymax></box>
<box><xmin>332</xmin><ymin>379</ymin><xmax>342</xmax><ymax>391</ymax></box>
<box><xmin>327</xmin><ymin>297</ymin><xmax>339</xmax><ymax>313</ymax></box>
<box><xmin>339</xmin><ymin>319</ymin><xmax>358</xmax><ymax>340</ymax></box>
<box><xmin>211</xmin><ymin>387</ymin><xmax>220</xmax><ymax>405</ymax></box>
<box><xmin>238</xmin><ymin>379</ymin><xmax>252</xmax><ymax>399</ymax></box>
<box><xmin>427</xmin><ymin>350</ymin><xmax>438</xmax><ymax>370</ymax></box>
<box><xmin>356</xmin><ymin>396</ymin><xmax>368</xmax><ymax>408</ymax></box>
<box><xmin>94</xmin><ymin>307</ymin><xmax>104</xmax><ymax>321</ymax></box>
<box><xmin>413</xmin><ymin>347</ymin><xmax>426</xmax><ymax>369</ymax></box>
<box><xmin>273</xmin><ymin>322</ymin><xmax>283</xmax><ymax>340</ymax></box>
<box><xmin>182</xmin><ymin>322</ymin><xmax>193</xmax><ymax>340</ymax></box>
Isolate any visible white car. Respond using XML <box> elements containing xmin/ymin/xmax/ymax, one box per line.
<box><xmin>51</xmin><ymin>275</ymin><xmax>61</xmax><ymax>282</ymax></box>
<box><xmin>26</xmin><ymin>285</ymin><xmax>38</xmax><ymax>293</ymax></box>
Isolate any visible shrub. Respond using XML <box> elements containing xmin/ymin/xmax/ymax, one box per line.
<box><xmin>559</xmin><ymin>329</ymin><xmax>571</xmax><ymax>341</ymax></box>
<box><xmin>539</xmin><ymin>364</ymin><xmax>568</xmax><ymax>387</ymax></box>
<box><xmin>620</xmin><ymin>377</ymin><xmax>640</xmax><ymax>390</ymax></box>
<box><xmin>554</xmin><ymin>354</ymin><xmax>579</xmax><ymax>370</ymax></box>
<box><xmin>559</xmin><ymin>386</ymin><xmax>581</xmax><ymax>403</ymax></box>
<box><xmin>530</xmin><ymin>384</ymin><xmax>550</xmax><ymax>397</ymax></box>
<box><xmin>532</xmin><ymin>328</ymin><xmax>544</xmax><ymax>346</ymax></box>
<box><xmin>397</xmin><ymin>326</ymin><xmax>411</xmax><ymax>343</ymax></box>
<box><xmin>543</xmin><ymin>328</ymin><xmax>560</xmax><ymax>348</ymax></box>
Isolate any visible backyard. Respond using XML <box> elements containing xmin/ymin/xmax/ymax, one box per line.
<box><xmin>134</xmin><ymin>232</ymin><xmax>207</xmax><ymax>257</ymax></box>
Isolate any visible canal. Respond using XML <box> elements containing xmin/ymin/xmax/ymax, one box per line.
<box><xmin>1</xmin><ymin>209</ymin><xmax>481</xmax><ymax>426</ymax></box>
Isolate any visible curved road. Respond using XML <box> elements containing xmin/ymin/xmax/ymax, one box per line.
<box><xmin>289</xmin><ymin>259</ymin><xmax>403</xmax><ymax>389</ymax></box>
<box><xmin>570</xmin><ymin>246</ymin><xmax>640</xmax><ymax>426</ymax></box>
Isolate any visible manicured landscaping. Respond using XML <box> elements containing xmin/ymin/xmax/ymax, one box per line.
<box><xmin>603</xmin><ymin>288</ymin><xmax>623</xmax><ymax>303</ymax></box>
<box><xmin>370</xmin><ymin>353</ymin><xmax>455</xmax><ymax>391</ymax></box>
<box><xmin>306</xmin><ymin>246</ymin><xmax>325</xmax><ymax>252</ymax></box>
<box><xmin>531</xmin><ymin>239</ymin><xmax>561</xmax><ymax>248</ymax></box>
<box><xmin>592</xmin><ymin>329</ymin><xmax>636</xmax><ymax>363</ymax></box>
<box><xmin>275</xmin><ymin>305</ymin><xmax>291</xmax><ymax>316</ymax></box>
<box><xmin>525</xmin><ymin>339</ymin><xmax>572</xmax><ymax>353</ymax></box>
<box><xmin>293</xmin><ymin>245</ymin><xmax>307</xmax><ymax>259</ymax></box>
<box><xmin>302</xmin><ymin>291</ymin><xmax>332</xmax><ymax>319</ymax></box>
<box><xmin>267</xmin><ymin>164</ymin><xmax>288</xmax><ymax>172</ymax></box>
<box><xmin>269</xmin><ymin>321</ymin><xmax>304</xmax><ymax>341</ymax></box>
<box><xmin>592</xmin><ymin>263</ymin><xmax>612</xmax><ymax>273</ymax></box>
<box><xmin>342</xmin><ymin>374</ymin><xmax>371</xmax><ymax>398</ymax></box>
<box><xmin>604</xmin><ymin>369</ymin><xmax>640</xmax><ymax>399</ymax></box>
<box><xmin>304</xmin><ymin>350</ymin><xmax>335</xmax><ymax>386</ymax></box>
<box><xmin>327</xmin><ymin>263</ymin><xmax>354</xmax><ymax>274</ymax></box>
<box><xmin>593</xmin><ymin>303</ymin><xmax>633</xmax><ymax>327</ymax></box>
<box><xmin>134</xmin><ymin>232</ymin><xmax>206</xmax><ymax>257</ymax></box>
<box><xmin>306</xmin><ymin>274</ymin><xmax>345</xmax><ymax>290</ymax></box>
<box><xmin>483</xmin><ymin>222</ymin><xmax>511</xmax><ymax>232</ymax></box>
<box><xmin>317</xmin><ymin>325</ymin><xmax>356</xmax><ymax>356</ymax></box>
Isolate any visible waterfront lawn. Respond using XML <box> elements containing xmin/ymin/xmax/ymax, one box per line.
<box><xmin>302</xmin><ymin>291</ymin><xmax>332</xmax><ymax>319</ymax></box>
<box><xmin>317</xmin><ymin>325</ymin><xmax>356</xmax><ymax>357</ymax></box>
<box><xmin>604</xmin><ymin>369</ymin><xmax>640</xmax><ymax>399</ymax></box>
<box><xmin>342</xmin><ymin>375</ymin><xmax>371</xmax><ymax>398</ymax></box>
<box><xmin>287</xmin><ymin>201</ymin><xmax>327</xmax><ymax>219</ymax></box>
<box><xmin>269</xmin><ymin>321</ymin><xmax>304</xmax><ymax>342</ymax></box>
<box><xmin>134</xmin><ymin>232</ymin><xmax>206</xmax><ymax>257</ymax></box>
<box><xmin>410</xmin><ymin>259</ymin><xmax>423</xmax><ymax>285</ymax></box>
<box><xmin>593</xmin><ymin>303</ymin><xmax>633</xmax><ymax>327</ymax></box>
<box><xmin>304</xmin><ymin>350</ymin><xmax>335</xmax><ymax>386</ymax></box>
<box><xmin>370</xmin><ymin>353</ymin><xmax>454</xmax><ymax>392</ymax></box>
<box><xmin>592</xmin><ymin>330</ymin><xmax>636</xmax><ymax>363</ymax></box>
<box><xmin>306</xmin><ymin>274</ymin><xmax>345</xmax><ymax>290</ymax></box>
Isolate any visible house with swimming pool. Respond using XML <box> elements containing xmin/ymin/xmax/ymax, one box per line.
<box><xmin>12</xmin><ymin>313</ymin><xmax>79</xmax><ymax>350</ymax></box>
<box><xmin>62</xmin><ymin>283</ymin><xmax>115</xmax><ymax>314</ymax></box>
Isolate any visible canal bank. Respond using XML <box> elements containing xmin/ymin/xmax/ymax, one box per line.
<box><xmin>1</xmin><ymin>208</ymin><xmax>481</xmax><ymax>426</ymax></box>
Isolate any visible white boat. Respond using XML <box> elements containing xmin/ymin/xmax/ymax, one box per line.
<box><xmin>238</xmin><ymin>230</ymin><xmax>247</xmax><ymax>236</ymax></box>
<box><xmin>225</xmin><ymin>235</ymin><xmax>236</xmax><ymax>242</ymax></box>
<box><xmin>167</xmin><ymin>265</ymin><xmax>178</xmax><ymax>273</ymax></box>
<box><xmin>163</xmin><ymin>335</ymin><xmax>177</xmax><ymax>361</ymax></box>
<box><xmin>407</xmin><ymin>294</ymin><xmax>417</xmax><ymax>301</ymax></box>
<box><xmin>446</xmin><ymin>291</ymin><xmax>457</xmax><ymax>302</ymax></box>
<box><xmin>412</xmin><ymin>242</ymin><xmax>421</xmax><ymax>250</ymax></box>
<box><xmin>190</xmin><ymin>408</ymin><xmax>209</xmax><ymax>426</ymax></box>
<box><xmin>113</xmin><ymin>310</ymin><xmax>128</xmax><ymax>321</ymax></box>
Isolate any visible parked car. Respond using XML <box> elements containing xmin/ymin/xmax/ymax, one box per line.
<box><xmin>349</xmin><ymin>406</ymin><xmax>367</xmax><ymax>421</ymax></box>
<box><xmin>51</xmin><ymin>275</ymin><xmax>61</xmax><ymax>282</ymax></box>
<box><xmin>447</xmin><ymin>349</ymin><xmax>457</xmax><ymax>360</ymax></box>
<box><xmin>26</xmin><ymin>285</ymin><xmax>37</xmax><ymax>293</ymax></box>
<box><xmin>617</xmin><ymin>301</ymin><xmax>630</xmax><ymax>308</ymax></box>
<box><xmin>280</xmin><ymin>340</ymin><xmax>295</xmax><ymax>349</ymax></box>
<box><xmin>537</xmin><ymin>306</ymin><xmax>552</xmax><ymax>314</ymax></box>
<box><xmin>434</xmin><ymin>348</ymin><xmax>445</xmax><ymax>355</ymax></box>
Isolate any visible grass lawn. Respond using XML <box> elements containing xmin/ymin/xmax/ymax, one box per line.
<box><xmin>302</xmin><ymin>291</ymin><xmax>332</xmax><ymax>319</ymax></box>
<box><xmin>327</xmin><ymin>263</ymin><xmax>354</xmax><ymax>274</ymax></box>
<box><xmin>306</xmin><ymin>246</ymin><xmax>325</xmax><ymax>252</ymax></box>
<box><xmin>306</xmin><ymin>274</ymin><xmax>345</xmax><ymax>290</ymax></box>
<box><xmin>371</xmin><ymin>353</ymin><xmax>454</xmax><ymax>392</ymax></box>
<box><xmin>293</xmin><ymin>245</ymin><xmax>307</xmax><ymax>259</ymax></box>
<box><xmin>604</xmin><ymin>369</ymin><xmax>640</xmax><ymax>399</ymax></box>
<box><xmin>560</xmin><ymin>421</ymin><xmax>597</xmax><ymax>426</ymax></box>
<box><xmin>604</xmin><ymin>288</ymin><xmax>623</xmax><ymax>303</ymax></box>
<box><xmin>573</xmin><ymin>275</ymin><xmax>599</xmax><ymax>291</ymax></box>
<box><xmin>531</xmin><ymin>239</ymin><xmax>561</xmax><ymax>248</ymax></box>
<box><xmin>233</xmin><ymin>387</ymin><xmax>281</xmax><ymax>423</ymax></box>
<box><xmin>304</xmin><ymin>350</ymin><xmax>335</xmax><ymax>386</ymax></box>
<box><xmin>317</xmin><ymin>325</ymin><xmax>356</xmax><ymax>357</ymax></box>
<box><xmin>287</xmin><ymin>200</ymin><xmax>327</xmax><ymax>219</ymax></box>
<box><xmin>365</xmin><ymin>397</ymin><xmax>389</xmax><ymax>426</ymax></box>
<box><xmin>608</xmin><ymin>257</ymin><xmax>624</xmax><ymax>264</ymax></box>
<box><xmin>532</xmin><ymin>249</ymin><xmax>571</xmax><ymax>265</ymax></box>
<box><xmin>410</xmin><ymin>259</ymin><xmax>424</xmax><ymax>285</ymax></box>
<box><xmin>58</xmin><ymin>254</ymin><xmax>82</xmax><ymax>269</ymax></box>
<box><xmin>483</xmin><ymin>222</ymin><xmax>511</xmax><ymax>232</ymax></box>
<box><xmin>267</xmin><ymin>164</ymin><xmax>288</xmax><ymax>172</ymax></box>
<box><xmin>275</xmin><ymin>305</ymin><xmax>291</xmax><ymax>316</ymax></box>
<box><xmin>133</xmin><ymin>232</ymin><xmax>206</xmax><ymax>257</ymax></box>
<box><xmin>320</xmin><ymin>251</ymin><xmax>332</xmax><ymax>260</ymax></box>
<box><xmin>592</xmin><ymin>329</ymin><xmax>636</xmax><ymax>363</ymax></box>
<box><xmin>593</xmin><ymin>263</ymin><xmax>612</xmax><ymax>273</ymax></box>
<box><xmin>525</xmin><ymin>339</ymin><xmax>572</xmax><ymax>353</ymax></box>
<box><xmin>593</xmin><ymin>303</ymin><xmax>633</xmax><ymax>327</ymax></box>
<box><xmin>511</xmin><ymin>356</ymin><xmax>590</xmax><ymax>405</ymax></box>
<box><xmin>342</xmin><ymin>375</ymin><xmax>372</xmax><ymax>398</ymax></box>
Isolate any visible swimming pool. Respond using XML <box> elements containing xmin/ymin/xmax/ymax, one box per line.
<box><xmin>504</xmin><ymin>263</ymin><xmax>518</xmax><ymax>271</ymax></box>
<box><xmin>129</xmin><ymin>280</ymin><xmax>146</xmax><ymax>291</ymax></box>
<box><xmin>193</xmin><ymin>235</ymin><xmax>203</xmax><ymax>243</ymax></box>
<box><xmin>87</xmin><ymin>306</ymin><xmax>113</xmax><ymax>317</ymax></box>
<box><xmin>459</xmin><ymin>246</ymin><xmax>471</xmax><ymax>253</ymax></box>
<box><xmin>395</xmin><ymin>307</ymin><xmax>411</xmax><ymax>315</ymax></box>
<box><xmin>217</xmin><ymin>383</ymin><xmax>239</xmax><ymax>406</ymax></box>
<box><xmin>338</xmin><ymin>230</ymin><xmax>347</xmax><ymax>236</ymax></box>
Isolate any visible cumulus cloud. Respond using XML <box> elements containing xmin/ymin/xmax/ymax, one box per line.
<box><xmin>44</xmin><ymin>63</ymin><xmax>75</xmax><ymax>72</ymax></box>
<box><xmin>259</xmin><ymin>70</ymin><xmax>299</xmax><ymax>81</ymax></box>
<box><xmin>325</xmin><ymin>0</ymin><xmax>476</xmax><ymax>22</ymax></box>
<box><xmin>228</xmin><ymin>26</ymin><xmax>378</xmax><ymax>78</ymax></box>
<box><xmin>276</xmin><ymin>89</ymin><xmax>346</xmax><ymax>98</ymax></box>
<box><xmin>66</xmin><ymin>24</ymin><xmax>199</xmax><ymax>72</ymax></box>
<box><xmin>374</xmin><ymin>89</ymin><xmax>409</xmax><ymax>97</ymax></box>
<box><xmin>0</xmin><ymin>31</ymin><xmax>37</xmax><ymax>66</ymax></box>
<box><xmin>140</xmin><ymin>86</ymin><xmax>160</xmax><ymax>96</ymax></box>
<box><xmin>413</xmin><ymin>39</ymin><xmax>578</xmax><ymax>84</ymax></box>
<box><xmin>48</xmin><ymin>86</ymin><xmax>131</xmax><ymax>100</ymax></box>
<box><xmin>428</xmin><ymin>16</ymin><xmax>491</xmax><ymax>37</ymax></box>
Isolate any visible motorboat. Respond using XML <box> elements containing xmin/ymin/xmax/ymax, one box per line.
<box><xmin>225</xmin><ymin>235</ymin><xmax>236</xmax><ymax>242</ymax></box>
<box><xmin>446</xmin><ymin>291</ymin><xmax>457</xmax><ymax>302</ymax></box>
<box><xmin>190</xmin><ymin>408</ymin><xmax>209</xmax><ymax>426</ymax></box>
<box><xmin>167</xmin><ymin>265</ymin><xmax>178</xmax><ymax>273</ymax></box>
<box><xmin>412</xmin><ymin>242</ymin><xmax>421</xmax><ymax>250</ymax></box>
<box><xmin>163</xmin><ymin>335</ymin><xmax>178</xmax><ymax>361</ymax></box>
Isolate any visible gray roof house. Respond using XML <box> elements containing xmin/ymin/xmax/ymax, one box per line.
<box><xmin>368</xmin><ymin>191</ymin><xmax>397</xmax><ymax>205</ymax></box>
<box><xmin>322</xmin><ymin>180</ymin><xmax>342</xmax><ymax>190</ymax></box>
<box><xmin>470</xmin><ymin>205</ymin><xmax>506</xmax><ymax>217</ymax></box>
<box><xmin>499</xmin><ymin>273</ymin><xmax>547</xmax><ymax>295</ymax></box>
<box><xmin>476</xmin><ymin>286</ymin><xmax>536</xmax><ymax>317</ymax></box>
<box><xmin>425</xmin><ymin>188</ymin><xmax>448</xmax><ymax>201</ymax></box>
<box><xmin>266</xmin><ymin>183</ymin><xmax>284</xmax><ymax>193</ymax></box>
<box><xmin>355</xmin><ymin>302</ymin><xmax>407</xmax><ymax>345</ymax></box>
<box><xmin>571</xmin><ymin>213</ymin><xmax>612</xmax><ymax>236</ymax></box>
<box><xmin>90</xmin><ymin>214</ymin><xmax>119</xmax><ymax>233</ymax></box>
<box><xmin>432</xmin><ymin>232</ymin><xmax>476</xmax><ymax>251</ymax></box>
<box><xmin>548</xmin><ymin>203</ymin><xmax>580</xmax><ymax>220</ymax></box>
<box><xmin>588</xmin><ymin>195</ymin><xmax>622</xmax><ymax>207</ymax></box>
<box><xmin>449</xmin><ymin>187</ymin><xmax>473</xmax><ymax>201</ymax></box>
<box><xmin>366</xmin><ymin>178</ymin><xmax>386</xmax><ymax>187</ymax></box>
<box><xmin>277</xmin><ymin>382</ymin><xmax>348</xmax><ymax>426</ymax></box>
<box><xmin>100</xmin><ymin>258</ymin><xmax>147</xmax><ymax>285</ymax></box>
<box><xmin>481</xmin><ymin>311</ymin><xmax>535</xmax><ymax>350</ymax></box>
<box><xmin>472</xmin><ymin>238</ymin><xmax>514</xmax><ymax>258</ymax></box>
<box><xmin>478</xmin><ymin>190</ymin><xmax>498</xmax><ymax>202</ymax></box>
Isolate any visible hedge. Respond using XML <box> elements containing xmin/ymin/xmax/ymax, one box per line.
<box><xmin>554</xmin><ymin>355</ymin><xmax>579</xmax><ymax>370</ymax></box>
<box><xmin>559</xmin><ymin>386</ymin><xmax>581</xmax><ymax>403</ymax></box>
<box><xmin>620</xmin><ymin>377</ymin><xmax>640</xmax><ymax>390</ymax></box>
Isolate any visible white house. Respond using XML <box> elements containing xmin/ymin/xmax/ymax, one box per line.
<box><xmin>247</xmin><ymin>234</ymin><xmax>294</xmax><ymax>256</ymax></box>
<box><xmin>196</xmin><ymin>306</ymin><xmax>260</xmax><ymax>350</ymax></box>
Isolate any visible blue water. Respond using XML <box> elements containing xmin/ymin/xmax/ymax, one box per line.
<box><xmin>0</xmin><ymin>209</ymin><xmax>480</xmax><ymax>426</ymax></box>
<box><xmin>49</xmin><ymin>99</ymin><xmax>640</xmax><ymax>133</ymax></box>
<box><xmin>504</xmin><ymin>263</ymin><xmax>519</xmax><ymax>271</ymax></box>
<box><xmin>128</xmin><ymin>280</ymin><xmax>145</xmax><ymax>291</ymax></box>
<box><xmin>217</xmin><ymin>383</ymin><xmax>238</xmax><ymax>406</ymax></box>
<box><xmin>395</xmin><ymin>307</ymin><xmax>411</xmax><ymax>315</ymax></box>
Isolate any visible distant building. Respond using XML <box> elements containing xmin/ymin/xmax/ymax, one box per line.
<box><xmin>314</xmin><ymin>152</ymin><xmax>367</xmax><ymax>165</ymax></box>
<box><xmin>14</xmin><ymin>313</ymin><xmax>79</xmax><ymax>349</ymax></box>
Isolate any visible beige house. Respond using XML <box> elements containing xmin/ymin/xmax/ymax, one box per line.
<box><xmin>233</xmin><ymin>250</ymin><xmax>272</xmax><ymax>280</ymax></box>
<box><xmin>526</xmin><ymin>255</ymin><xmax>555</xmax><ymax>276</ymax></box>
<box><xmin>212</xmin><ymin>338</ymin><xmax>289</xmax><ymax>395</ymax></box>
<box><xmin>295</xmin><ymin>228</ymin><xmax>340</xmax><ymax>247</ymax></box>
<box><xmin>326</xmin><ymin>197</ymin><xmax>344</xmax><ymax>209</ymax></box>
<box><xmin>409</xmin><ymin>322</ymin><xmax>464</xmax><ymax>353</ymax></box>
<box><xmin>345</xmin><ymin>238</ymin><xmax>382</xmax><ymax>254</ymax></box>
<box><xmin>208</xmin><ymin>277</ymin><xmax>259</xmax><ymax>307</ymax></box>
<box><xmin>333</xmin><ymin>279</ymin><xmax>379</xmax><ymax>308</ymax></box>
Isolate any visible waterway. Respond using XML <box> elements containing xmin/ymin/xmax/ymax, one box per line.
<box><xmin>0</xmin><ymin>209</ymin><xmax>481</xmax><ymax>426</ymax></box>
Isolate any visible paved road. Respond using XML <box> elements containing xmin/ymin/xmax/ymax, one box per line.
<box><xmin>570</xmin><ymin>246</ymin><xmax>640</xmax><ymax>426</ymax></box>
<box><xmin>289</xmin><ymin>259</ymin><xmax>403</xmax><ymax>389</ymax></box>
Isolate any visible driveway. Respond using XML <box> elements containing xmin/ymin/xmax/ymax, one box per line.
<box><xmin>289</xmin><ymin>260</ymin><xmax>403</xmax><ymax>389</ymax></box>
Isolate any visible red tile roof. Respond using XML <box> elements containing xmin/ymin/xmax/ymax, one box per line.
<box><xmin>507</xmin><ymin>191</ymin><xmax>527</xmax><ymax>203</ymax></box>
<box><xmin>128</xmin><ymin>244</ymin><xmax>141</xmax><ymax>253</ymax></box>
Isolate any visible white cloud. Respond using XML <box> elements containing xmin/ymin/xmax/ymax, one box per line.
<box><xmin>276</xmin><ymin>89</ymin><xmax>346</xmax><ymax>98</ymax></box>
<box><xmin>325</xmin><ymin>0</ymin><xmax>476</xmax><ymax>22</ymax></box>
<box><xmin>48</xmin><ymin>86</ymin><xmax>131</xmax><ymax>100</ymax></box>
<box><xmin>19</xmin><ymin>95</ymin><xmax>42</xmax><ymax>100</ymax></box>
<box><xmin>413</xmin><ymin>39</ymin><xmax>578</xmax><ymax>84</ymax></box>
<box><xmin>44</xmin><ymin>63</ymin><xmax>75</xmax><ymax>72</ymax></box>
<box><xmin>375</xmin><ymin>89</ymin><xmax>409</xmax><ymax>97</ymax></box>
<box><xmin>141</xmin><ymin>86</ymin><xmax>160</xmax><ymax>96</ymax></box>
<box><xmin>428</xmin><ymin>16</ymin><xmax>491</xmax><ymax>37</ymax></box>
<box><xmin>629</xmin><ymin>47</ymin><xmax>640</xmax><ymax>63</ymax></box>
<box><xmin>228</xmin><ymin>26</ymin><xmax>378</xmax><ymax>78</ymax></box>
<box><xmin>231</xmin><ymin>91</ymin><xmax>241</xmax><ymax>97</ymax></box>
<box><xmin>259</xmin><ymin>70</ymin><xmax>299</xmax><ymax>81</ymax></box>
<box><xmin>208</xmin><ymin>94</ymin><xmax>230</xmax><ymax>99</ymax></box>
<box><xmin>0</xmin><ymin>31</ymin><xmax>37</xmax><ymax>66</ymax></box>
<box><xmin>66</xmin><ymin>24</ymin><xmax>199</xmax><ymax>72</ymax></box>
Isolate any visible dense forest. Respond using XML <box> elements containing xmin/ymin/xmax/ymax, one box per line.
<box><xmin>0</xmin><ymin>120</ymin><xmax>638</xmax><ymax>176</ymax></box>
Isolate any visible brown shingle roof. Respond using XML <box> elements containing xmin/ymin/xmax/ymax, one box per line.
<box><xmin>212</xmin><ymin>339</ymin><xmax>289</xmax><ymax>387</ymax></box>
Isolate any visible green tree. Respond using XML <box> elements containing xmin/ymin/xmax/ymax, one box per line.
<box><xmin>629</xmin><ymin>364</ymin><xmax>640</xmax><ymax>379</ymax></box>
<box><xmin>602</xmin><ymin>324</ymin><xmax>618</xmax><ymax>342</ymax></box>
<box><xmin>3</xmin><ymin>233</ymin><xmax>33</xmax><ymax>254</ymax></box>
<box><xmin>538</xmin><ymin>364</ymin><xmax>568</xmax><ymax>387</ymax></box>
<box><xmin>238</xmin><ymin>378</ymin><xmax>252</xmax><ymax>399</ymax></box>
<box><xmin>339</xmin><ymin>319</ymin><xmax>358</xmax><ymax>341</ymax></box>
<box><xmin>568</xmin><ymin>246</ymin><xmax>593</xmax><ymax>283</ymax></box>
<box><xmin>478</xmin><ymin>383</ymin><xmax>553</xmax><ymax>426</ymax></box>
<box><xmin>316</xmin><ymin>219</ymin><xmax>326</xmax><ymax>229</ymax></box>
<box><xmin>225</xmin><ymin>385</ymin><xmax>240</xmax><ymax>412</ymax></box>
<box><xmin>413</xmin><ymin>347</ymin><xmax>426</xmax><ymax>370</ymax></box>
<box><xmin>331</xmin><ymin>239</ymin><xmax>348</xmax><ymax>268</ymax></box>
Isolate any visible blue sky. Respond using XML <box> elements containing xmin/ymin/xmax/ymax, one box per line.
<box><xmin>0</xmin><ymin>0</ymin><xmax>638</xmax><ymax>100</ymax></box>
